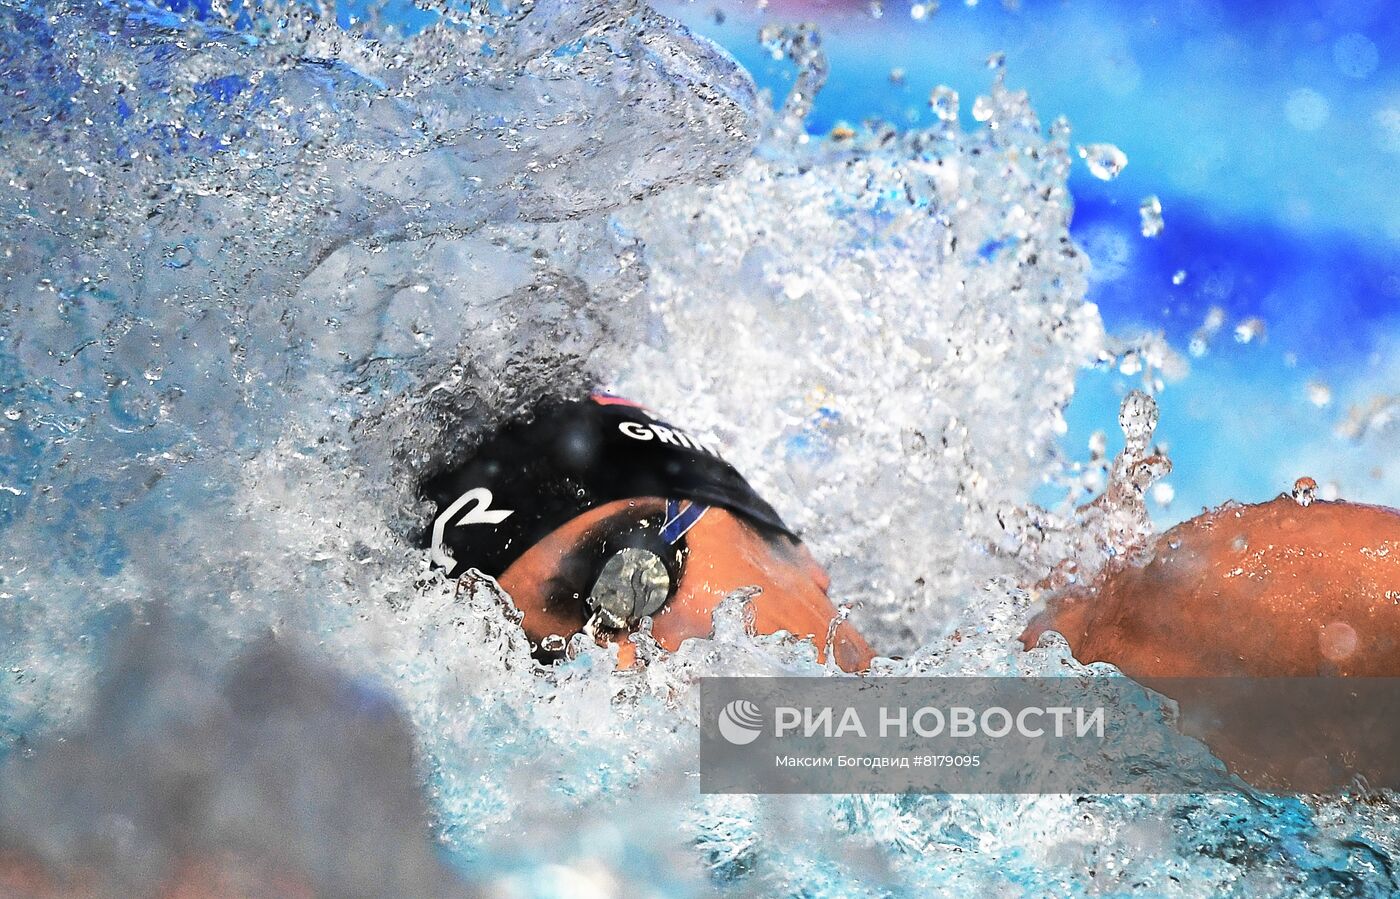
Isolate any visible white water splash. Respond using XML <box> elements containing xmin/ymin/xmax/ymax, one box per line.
<box><xmin>0</xmin><ymin>0</ymin><xmax>1393</xmax><ymax>895</ymax></box>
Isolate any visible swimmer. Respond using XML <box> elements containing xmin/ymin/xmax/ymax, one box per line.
<box><xmin>1021</xmin><ymin>494</ymin><xmax>1400</xmax><ymax>789</ymax></box>
<box><xmin>422</xmin><ymin>393</ymin><xmax>874</xmax><ymax>671</ymax></box>
<box><xmin>1020</xmin><ymin>494</ymin><xmax>1400</xmax><ymax>678</ymax></box>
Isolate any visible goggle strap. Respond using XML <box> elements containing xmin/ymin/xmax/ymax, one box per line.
<box><xmin>661</xmin><ymin>499</ymin><xmax>708</xmax><ymax>545</ymax></box>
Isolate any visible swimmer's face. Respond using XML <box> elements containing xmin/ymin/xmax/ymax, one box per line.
<box><xmin>496</xmin><ymin>498</ymin><xmax>874</xmax><ymax>672</ymax></box>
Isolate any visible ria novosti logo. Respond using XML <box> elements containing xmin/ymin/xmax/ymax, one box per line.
<box><xmin>717</xmin><ymin>699</ymin><xmax>764</xmax><ymax>745</ymax></box>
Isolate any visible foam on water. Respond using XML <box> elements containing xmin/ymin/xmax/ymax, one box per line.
<box><xmin>0</xmin><ymin>0</ymin><xmax>1396</xmax><ymax>894</ymax></box>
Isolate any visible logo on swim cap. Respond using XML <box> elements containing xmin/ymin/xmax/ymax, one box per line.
<box><xmin>717</xmin><ymin>699</ymin><xmax>764</xmax><ymax>746</ymax></box>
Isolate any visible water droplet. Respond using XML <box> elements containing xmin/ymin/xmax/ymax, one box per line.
<box><xmin>1077</xmin><ymin>143</ymin><xmax>1127</xmax><ymax>180</ymax></box>
<box><xmin>1172</xmin><ymin>269</ymin><xmax>1187</xmax><ymax>285</ymax></box>
<box><xmin>1374</xmin><ymin>107</ymin><xmax>1400</xmax><ymax>154</ymax></box>
<box><xmin>142</xmin><ymin>366</ymin><xmax>164</xmax><ymax>382</ymax></box>
<box><xmin>1187</xmin><ymin>305</ymin><xmax>1226</xmax><ymax>357</ymax></box>
<box><xmin>971</xmin><ymin>95</ymin><xmax>994</xmax><ymax>122</ymax></box>
<box><xmin>1333</xmin><ymin>33</ymin><xmax>1379</xmax><ymax>79</ymax></box>
<box><xmin>1292</xmin><ymin>476</ymin><xmax>1318</xmax><ymax>507</ymax></box>
<box><xmin>1151</xmin><ymin>482</ymin><xmax>1174</xmax><ymax>506</ymax></box>
<box><xmin>928</xmin><ymin>86</ymin><xmax>959</xmax><ymax>123</ymax></box>
<box><xmin>985</xmin><ymin>51</ymin><xmax>1006</xmax><ymax>71</ymax></box>
<box><xmin>910</xmin><ymin>2</ymin><xmax>937</xmax><ymax>20</ymax></box>
<box><xmin>1233</xmin><ymin>317</ymin><xmax>1265</xmax><ymax>344</ymax></box>
<box><xmin>830</xmin><ymin>123</ymin><xmax>856</xmax><ymax>141</ymax></box>
<box><xmin>1168</xmin><ymin>538</ymin><xmax>1182</xmax><ymax>550</ymax></box>
<box><xmin>1285</xmin><ymin>88</ymin><xmax>1330</xmax><ymax>132</ymax></box>
<box><xmin>1138</xmin><ymin>195</ymin><xmax>1163</xmax><ymax>237</ymax></box>
<box><xmin>3</xmin><ymin>408</ymin><xmax>20</xmax><ymax>421</ymax></box>
<box><xmin>758</xmin><ymin>23</ymin><xmax>827</xmax><ymax>128</ymax></box>
<box><xmin>1318</xmin><ymin>621</ymin><xmax>1357</xmax><ymax>661</ymax></box>
<box><xmin>888</xmin><ymin>67</ymin><xmax>905</xmax><ymax>85</ymax></box>
<box><xmin>1306</xmin><ymin>381</ymin><xmax>1332</xmax><ymax>408</ymax></box>
<box><xmin>1117</xmin><ymin>390</ymin><xmax>1158</xmax><ymax>455</ymax></box>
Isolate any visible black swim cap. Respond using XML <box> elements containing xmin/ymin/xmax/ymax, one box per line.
<box><xmin>421</xmin><ymin>394</ymin><xmax>795</xmax><ymax>578</ymax></box>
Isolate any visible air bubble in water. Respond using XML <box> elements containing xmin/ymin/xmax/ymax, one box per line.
<box><xmin>928</xmin><ymin>86</ymin><xmax>959</xmax><ymax>123</ymax></box>
<box><xmin>1292</xmin><ymin>476</ymin><xmax>1318</xmax><ymax>507</ymax></box>
<box><xmin>1077</xmin><ymin>143</ymin><xmax>1128</xmax><ymax>180</ymax></box>
<box><xmin>3</xmin><ymin>408</ymin><xmax>20</xmax><ymax>421</ymax></box>
<box><xmin>1139</xmin><ymin>195</ymin><xmax>1163</xmax><ymax>237</ymax></box>
<box><xmin>1172</xmin><ymin>269</ymin><xmax>1187</xmax><ymax>285</ymax></box>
